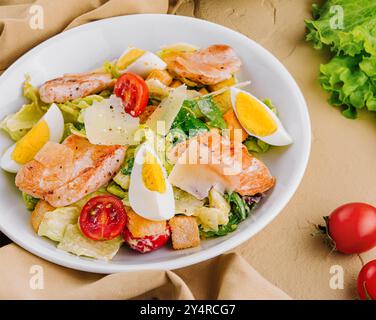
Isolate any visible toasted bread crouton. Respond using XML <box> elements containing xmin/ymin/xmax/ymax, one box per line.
<box><xmin>223</xmin><ymin>109</ymin><xmax>248</xmax><ymax>142</ymax></box>
<box><xmin>169</xmin><ymin>216</ymin><xmax>200</xmax><ymax>250</ymax></box>
<box><xmin>126</xmin><ymin>209</ymin><xmax>167</xmax><ymax>238</ymax></box>
<box><xmin>170</xmin><ymin>79</ymin><xmax>183</xmax><ymax>88</ymax></box>
<box><xmin>139</xmin><ymin>105</ymin><xmax>158</xmax><ymax>124</ymax></box>
<box><xmin>31</xmin><ymin>200</ymin><xmax>55</xmax><ymax>233</ymax></box>
<box><xmin>147</xmin><ymin>69</ymin><xmax>173</xmax><ymax>86</ymax></box>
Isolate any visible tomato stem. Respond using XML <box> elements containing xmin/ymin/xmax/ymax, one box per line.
<box><xmin>315</xmin><ymin>216</ymin><xmax>336</xmax><ymax>251</ymax></box>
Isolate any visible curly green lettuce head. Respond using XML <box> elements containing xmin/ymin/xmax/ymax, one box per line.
<box><xmin>319</xmin><ymin>55</ymin><xmax>376</xmax><ymax>118</ymax></box>
<box><xmin>305</xmin><ymin>0</ymin><xmax>376</xmax><ymax>56</ymax></box>
<box><xmin>306</xmin><ymin>1</ymin><xmax>376</xmax><ymax>118</ymax></box>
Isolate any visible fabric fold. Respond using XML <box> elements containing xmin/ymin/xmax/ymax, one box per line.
<box><xmin>0</xmin><ymin>244</ymin><xmax>289</xmax><ymax>299</ymax></box>
<box><xmin>0</xmin><ymin>0</ymin><xmax>168</xmax><ymax>71</ymax></box>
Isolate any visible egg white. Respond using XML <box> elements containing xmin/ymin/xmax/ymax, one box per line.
<box><xmin>128</xmin><ymin>143</ymin><xmax>175</xmax><ymax>221</ymax></box>
<box><xmin>118</xmin><ymin>47</ymin><xmax>166</xmax><ymax>78</ymax></box>
<box><xmin>0</xmin><ymin>103</ymin><xmax>64</xmax><ymax>173</ymax></box>
<box><xmin>230</xmin><ymin>87</ymin><xmax>292</xmax><ymax>146</ymax></box>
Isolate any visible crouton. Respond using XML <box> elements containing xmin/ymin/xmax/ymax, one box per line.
<box><xmin>31</xmin><ymin>200</ymin><xmax>55</xmax><ymax>233</ymax></box>
<box><xmin>169</xmin><ymin>216</ymin><xmax>200</xmax><ymax>250</ymax></box>
<box><xmin>147</xmin><ymin>69</ymin><xmax>173</xmax><ymax>86</ymax></box>
<box><xmin>223</xmin><ymin>109</ymin><xmax>248</xmax><ymax>142</ymax></box>
<box><xmin>199</xmin><ymin>87</ymin><xmax>209</xmax><ymax>95</ymax></box>
<box><xmin>139</xmin><ymin>105</ymin><xmax>157</xmax><ymax>124</ymax></box>
<box><xmin>126</xmin><ymin>209</ymin><xmax>167</xmax><ymax>238</ymax></box>
<box><xmin>170</xmin><ymin>79</ymin><xmax>183</xmax><ymax>88</ymax></box>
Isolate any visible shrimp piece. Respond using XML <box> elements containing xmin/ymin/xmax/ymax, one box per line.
<box><xmin>39</xmin><ymin>72</ymin><xmax>115</xmax><ymax>103</ymax></box>
<box><xmin>165</xmin><ymin>45</ymin><xmax>241</xmax><ymax>85</ymax></box>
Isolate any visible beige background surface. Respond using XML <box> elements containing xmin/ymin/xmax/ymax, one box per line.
<box><xmin>174</xmin><ymin>0</ymin><xmax>376</xmax><ymax>300</ymax></box>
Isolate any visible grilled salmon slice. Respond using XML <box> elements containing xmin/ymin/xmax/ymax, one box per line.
<box><xmin>164</xmin><ymin>44</ymin><xmax>241</xmax><ymax>85</ymax></box>
<box><xmin>39</xmin><ymin>72</ymin><xmax>115</xmax><ymax>103</ymax></box>
<box><xmin>168</xmin><ymin>130</ymin><xmax>275</xmax><ymax>199</ymax></box>
<box><xmin>15</xmin><ymin>135</ymin><xmax>126</xmax><ymax>207</ymax></box>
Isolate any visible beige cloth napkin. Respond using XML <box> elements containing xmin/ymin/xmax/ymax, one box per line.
<box><xmin>0</xmin><ymin>0</ymin><xmax>290</xmax><ymax>300</ymax></box>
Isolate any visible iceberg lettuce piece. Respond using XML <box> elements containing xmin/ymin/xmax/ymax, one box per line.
<box><xmin>38</xmin><ymin>207</ymin><xmax>79</xmax><ymax>242</ymax></box>
<box><xmin>58</xmin><ymin>224</ymin><xmax>122</xmax><ymax>261</ymax></box>
<box><xmin>174</xmin><ymin>187</ymin><xmax>204</xmax><ymax>216</ymax></box>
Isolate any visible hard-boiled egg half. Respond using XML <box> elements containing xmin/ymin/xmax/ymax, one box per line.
<box><xmin>129</xmin><ymin>143</ymin><xmax>175</xmax><ymax>221</ymax></box>
<box><xmin>230</xmin><ymin>87</ymin><xmax>292</xmax><ymax>146</ymax></box>
<box><xmin>116</xmin><ymin>46</ymin><xmax>167</xmax><ymax>78</ymax></box>
<box><xmin>1</xmin><ymin>103</ymin><xmax>64</xmax><ymax>173</ymax></box>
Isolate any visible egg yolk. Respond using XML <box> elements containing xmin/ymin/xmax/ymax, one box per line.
<box><xmin>235</xmin><ymin>92</ymin><xmax>277</xmax><ymax>137</ymax></box>
<box><xmin>116</xmin><ymin>48</ymin><xmax>145</xmax><ymax>70</ymax></box>
<box><xmin>12</xmin><ymin>120</ymin><xmax>50</xmax><ymax>164</ymax></box>
<box><xmin>142</xmin><ymin>152</ymin><xmax>166</xmax><ymax>193</ymax></box>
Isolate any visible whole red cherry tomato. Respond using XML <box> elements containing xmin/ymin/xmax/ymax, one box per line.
<box><xmin>357</xmin><ymin>259</ymin><xmax>376</xmax><ymax>300</ymax></box>
<box><xmin>323</xmin><ymin>203</ymin><xmax>376</xmax><ymax>254</ymax></box>
<box><xmin>114</xmin><ymin>72</ymin><xmax>149</xmax><ymax>117</ymax></box>
<box><xmin>79</xmin><ymin>195</ymin><xmax>127</xmax><ymax>241</ymax></box>
<box><xmin>123</xmin><ymin>226</ymin><xmax>170</xmax><ymax>253</ymax></box>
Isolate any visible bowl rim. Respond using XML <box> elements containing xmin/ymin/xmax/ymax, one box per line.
<box><xmin>0</xmin><ymin>14</ymin><xmax>311</xmax><ymax>273</ymax></box>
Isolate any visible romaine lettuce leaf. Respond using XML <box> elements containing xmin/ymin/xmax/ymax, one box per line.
<box><xmin>103</xmin><ymin>60</ymin><xmax>121</xmax><ymax>79</ymax></box>
<box><xmin>201</xmin><ymin>192</ymin><xmax>255</xmax><ymax>238</ymax></box>
<box><xmin>0</xmin><ymin>76</ymin><xmax>46</xmax><ymax>141</ymax></box>
<box><xmin>22</xmin><ymin>192</ymin><xmax>39</xmax><ymax>211</ymax></box>
<box><xmin>58</xmin><ymin>224</ymin><xmax>122</xmax><ymax>261</ymax></box>
<box><xmin>63</xmin><ymin>123</ymin><xmax>87</xmax><ymax>140</ymax></box>
<box><xmin>244</xmin><ymin>136</ymin><xmax>270</xmax><ymax>153</ymax></box>
<box><xmin>57</xmin><ymin>95</ymin><xmax>104</xmax><ymax>123</ymax></box>
<box><xmin>38</xmin><ymin>207</ymin><xmax>79</xmax><ymax>242</ymax></box>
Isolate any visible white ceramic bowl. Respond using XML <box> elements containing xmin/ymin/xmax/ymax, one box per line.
<box><xmin>0</xmin><ymin>14</ymin><xmax>310</xmax><ymax>273</ymax></box>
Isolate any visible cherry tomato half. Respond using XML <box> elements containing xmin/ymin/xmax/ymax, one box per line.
<box><xmin>79</xmin><ymin>195</ymin><xmax>127</xmax><ymax>241</ymax></box>
<box><xmin>123</xmin><ymin>226</ymin><xmax>170</xmax><ymax>253</ymax></box>
<box><xmin>325</xmin><ymin>203</ymin><xmax>376</xmax><ymax>254</ymax></box>
<box><xmin>357</xmin><ymin>259</ymin><xmax>376</xmax><ymax>300</ymax></box>
<box><xmin>114</xmin><ymin>72</ymin><xmax>149</xmax><ymax>117</ymax></box>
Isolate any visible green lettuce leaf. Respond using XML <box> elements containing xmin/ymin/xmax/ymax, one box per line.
<box><xmin>63</xmin><ymin>122</ymin><xmax>87</xmax><ymax>140</ymax></box>
<box><xmin>38</xmin><ymin>207</ymin><xmax>79</xmax><ymax>242</ymax></box>
<box><xmin>0</xmin><ymin>76</ymin><xmax>46</xmax><ymax>141</ymax></box>
<box><xmin>22</xmin><ymin>192</ymin><xmax>39</xmax><ymax>211</ymax></box>
<box><xmin>305</xmin><ymin>0</ymin><xmax>376</xmax><ymax>56</ymax></box>
<box><xmin>201</xmin><ymin>192</ymin><xmax>251</xmax><ymax>237</ymax></box>
<box><xmin>57</xmin><ymin>95</ymin><xmax>104</xmax><ymax>123</ymax></box>
<box><xmin>306</xmin><ymin>0</ymin><xmax>376</xmax><ymax>118</ymax></box>
<box><xmin>103</xmin><ymin>60</ymin><xmax>121</xmax><ymax>79</ymax></box>
<box><xmin>58</xmin><ymin>224</ymin><xmax>122</xmax><ymax>261</ymax></box>
<box><xmin>244</xmin><ymin>136</ymin><xmax>271</xmax><ymax>153</ymax></box>
<box><xmin>178</xmin><ymin>96</ymin><xmax>227</xmax><ymax>131</ymax></box>
<box><xmin>319</xmin><ymin>55</ymin><xmax>376</xmax><ymax>118</ymax></box>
